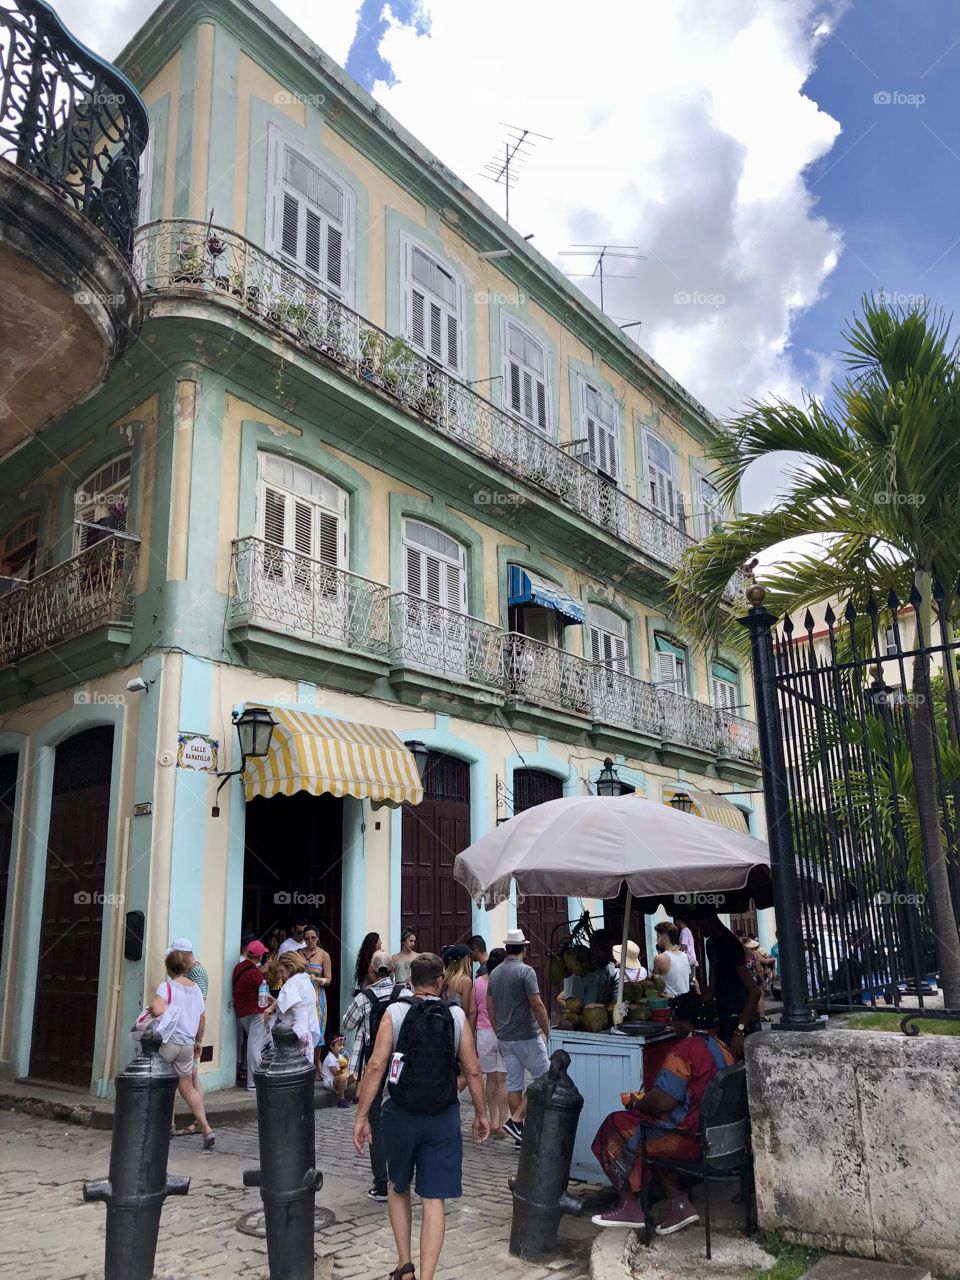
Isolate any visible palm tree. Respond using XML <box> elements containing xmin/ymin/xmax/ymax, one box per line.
<box><xmin>673</xmin><ymin>298</ymin><xmax>960</xmax><ymax>1006</ymax></box>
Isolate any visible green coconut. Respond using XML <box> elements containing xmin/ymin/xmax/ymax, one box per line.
<box><xmin>623</xmin><ymin>982</ymin><xmax>645</xmax><ymax>1004</ymax></box>
<box><xmin>564</xmin><ymin>998</ymin><xmax>585</xmax><ymax>1016</ymax></box>
<box><xmin>548</xmin><ymin>954</ymin><xmax>568</xmax><ymax>985</ymax></box>
<box><xmin>564</xmin><ymin>945</ymin><xmax>591</xmax><ymax>977</ymax></box>
<box><xmin>652</xmin><ymin>975</ymin><xmax>667</xmax><ymax>994</ymax></box>
<box><xmin>582</xmin><ymin>1003</ymin><xmax>608</xmax><ymax>1033</ymax></box>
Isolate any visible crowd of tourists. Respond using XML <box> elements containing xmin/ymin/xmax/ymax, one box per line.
<box><xmin>140</xmin><ymin>908</ymin><xmax>771</xmax><ymax>1276</ymax></box>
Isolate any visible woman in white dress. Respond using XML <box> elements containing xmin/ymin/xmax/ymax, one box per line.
<box><xmin>653</xmin><ymin>924</ymin><xmax>691</xmax><ymax>997</ymax></box>
<box><xmin>262</xmin><ymin>950</ymin><xmax>321</xmax><ymax>1061</ymax></box>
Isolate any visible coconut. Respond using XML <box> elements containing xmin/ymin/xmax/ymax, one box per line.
<box><xmin>652</xmin><ymin>975</ymin><xmax>666</xmax><ymax>994</ymax></box>
<box><xmin>564</xmin><ymin>945</ymin><xmax>591</xmax><ymax>977</ymax></box>
<box><xmin>564</xmin><ymin>998</ymin><xmax>584</xmax><ymax>1016</ymax></box>
<box><xmin>627</xmin><ymin>1003</ymin><xmax>646</xmax><ymax>1021</ymax></box>
<box><xmin>623</xmin><ymin>982</ymin><xmax>645</xmax><ymax>1004</ymax></box>
<box><xmin>548</xmin><ymin>954</ymin><xmax>568</xmax><ymax>985</ymax></box>
<box><xmin>582</xmin><ymin>1003</ymin><xmax>608</xmax><ymax>1033</ymax></box>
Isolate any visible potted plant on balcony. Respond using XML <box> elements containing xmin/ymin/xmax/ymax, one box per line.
<box><xmin>172</xmin><ymin>243</ymin><xmax>205</xmax><ymax>285</ymax></box>
<box><xmin>381</xmin><ymin>336</ymin><xmax>415</xmax><ymax>396</ymax></box>
<box><xmin>359</xmin><ymin>328</ymin><xmax>388</xmax><ymax>386</ymax></box>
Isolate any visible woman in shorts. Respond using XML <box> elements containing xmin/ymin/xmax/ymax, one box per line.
<box><xmin>468</xmin><ymin>947</ymin><xmax>508</xmax><ymax>1138</ymax></box>
<box><xmin>149</xmin><ymin>949</ymin><xmax>215</xmax><ymax>1148</ymax></box>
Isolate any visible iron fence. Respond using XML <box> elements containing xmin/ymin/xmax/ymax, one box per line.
<box><xmin>0</xmin><ymin>0</ymin><xmax>147</xmax><ymax>258</ymax></box>
<box><xmin>745</xmin><ymin>585</ymin><xmax>960</xmax><ymax>1028</ymax></box>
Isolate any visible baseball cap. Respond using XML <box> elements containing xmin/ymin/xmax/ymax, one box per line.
<box><xmin>166</xmin><ymin>937</ymin><xmax>193</xmax><ymax>955</ymax></box>
<box><xmin>371</xmin><ymin>949</ymin><xmax>394</xmax><ymax>974</ymax></box>
<box><xmin>246</xmin><ymin>940</ymin><xmax>269</xmax><ymax>958</ymax></box>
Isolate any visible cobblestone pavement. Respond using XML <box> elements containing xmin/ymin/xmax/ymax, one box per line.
<box><xmin>0</xmin><ymin>1104</ymin><xmax>601</xmax><ymax>1280</ymax></box>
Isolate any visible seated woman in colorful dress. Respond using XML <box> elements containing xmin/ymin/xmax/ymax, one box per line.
<box><xmin>590</xmin><ymin>992</ymin><xmax>735</xmax><ymax>1236</ymax></box>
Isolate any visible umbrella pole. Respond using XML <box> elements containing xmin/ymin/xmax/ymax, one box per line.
<box><xmin>612</xmin><ymin>888</ymin><xmax>632</xmax><ymax>1026</ymax></box>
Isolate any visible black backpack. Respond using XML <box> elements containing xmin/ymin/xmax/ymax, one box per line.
<box><xmin>360</xmin><ymin>983</ymin><xmax>405</xmax><ymax>1070</ymax></box>
<box><xmin>387</xmin><ymin>997</ymin><xmax>459</xmax><ymax>1115</ymax></box>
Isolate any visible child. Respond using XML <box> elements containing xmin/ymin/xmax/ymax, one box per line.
<box><xmin>321</xmin><ymin>1033</ymin><xmax>350</xmax><ymax>1107</ymax></box>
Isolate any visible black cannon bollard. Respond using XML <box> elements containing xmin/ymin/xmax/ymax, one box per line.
<box><xmin>83</xmin><ymin>1030</ymin><xmax>190</xmax><ymax>1280</ymax></box>
<box><xmin>243</xmin><ymin>1024</ymin><xmax>323</xmax><ymax>1280</ymax></box>
<box><xmin>509</xmin><ymin>1049</ymin><xmax>584</xmax><ymax>1258</ymax></box>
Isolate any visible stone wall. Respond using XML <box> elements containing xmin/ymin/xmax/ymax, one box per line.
<box><xmin>746</xmin><ymin>1028</ymin><xmax>960</xmax><ymax>1277</ymax></box>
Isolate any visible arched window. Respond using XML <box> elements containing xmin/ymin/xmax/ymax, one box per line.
<box><xmin>257</xmin><ymin>454</ymin><xmax>348</xmax><ymax>571</ymax></box>
<box><xmin>402</xmin><ymin>519</ymin><xmax>467</xmax><ymax>614</ymax></box>
<box><xmin>589</xmin><ymin>603</ymin><xmax>629</xmax><ymax>674</ymax></box>
<box><xmin>73</xmin><ymin>455</ymin><xmax>131</xmax><ymax>553</ymax></box>
<box><xmin>502</xmin><ymin>317</ymin><xmax>550</xmax><ymax>431</ymax></box>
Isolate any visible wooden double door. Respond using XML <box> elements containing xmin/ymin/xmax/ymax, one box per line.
<box><xmin>30</xmin><ymin>727</ymin><xmax>114</xmax><ymax>1087</ymax></box>
<box><xmin>514</xmin><ymin>769</ymin><xmax>568</xmax><ymax>1009</ymax></box>
<box><xmin>401</xmin><ymin>752</ymin><xmax>472</xmax><ymax>956</ymax></box>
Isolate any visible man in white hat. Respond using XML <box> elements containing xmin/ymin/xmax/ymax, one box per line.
<box><xmin>485</xmin><ymin>928</ymin><xmax>550</xmax><ymax>1144</ymax></box>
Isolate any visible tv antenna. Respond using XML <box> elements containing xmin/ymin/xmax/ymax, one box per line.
<box><xmin>558</xmin><ymin>245</ymin><xmax>647</xmax><ymax>312</ymax></box>
<box><xmin>480</xmin><ymin>123</ymin><xmax>552</xmax><ymax>225</ymax></box>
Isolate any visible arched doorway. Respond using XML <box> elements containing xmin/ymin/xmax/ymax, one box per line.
<box><xmin>30</xmin><ymin>727</ymin><xmax>113</xmax><ymax>1086</ymax></box>
<box><xmin>513</xmin><ymin>768</ymin><xmax>567</xmax><ymax>1009</ymax></box>
<box><xmin>401</xmin><ymin>751</ymin><xmax>472</xmax><ymax>955</ymax></box>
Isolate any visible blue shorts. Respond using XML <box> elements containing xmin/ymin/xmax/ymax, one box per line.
<box><xmin>381</xmin><ymin>1099</ymin><xmax>463</xmax><ymax>1199</ymax></box>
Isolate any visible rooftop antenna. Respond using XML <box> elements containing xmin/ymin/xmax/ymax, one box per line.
<box><xmin>480</xmin><ymin>123</ymin><xmax>552</xmax><ymax>225</ymax></box>
<box><xmin>558</xmin><ymin>245</ymin><xmax>647</xmax><ymax>313</ymax></box>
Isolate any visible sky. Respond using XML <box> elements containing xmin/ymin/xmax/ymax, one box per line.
<box><xmin>60</xmin><ymin>0</ymin><xmax>959</xmax><ymax>512</ymax></box>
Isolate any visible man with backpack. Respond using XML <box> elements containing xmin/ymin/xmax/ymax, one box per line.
<box><xmin>342</xmin><ymin>949</ymin><xmax>409</xmax><ymax>1201</ymax></box>
<box><xmin>354</xmin><ymin>952</ymin><xmax>489</xmax><ymax>1280</ymax></box>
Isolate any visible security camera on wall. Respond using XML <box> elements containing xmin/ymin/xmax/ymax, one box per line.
<box><xmin>126</xmin><ymin>676</ymin><xmax>149</xmax><ymax>693</ymax></box>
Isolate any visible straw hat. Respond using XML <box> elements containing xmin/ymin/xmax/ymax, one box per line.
<box><xmin>613</xmin><ymin>940</ymin><xmax>642</xmax><ymax>967</ymax></box>
<box><xmin>744</xmin><ymin>937</ymin><xmax>760</xmax><ymax>951</ymax></box>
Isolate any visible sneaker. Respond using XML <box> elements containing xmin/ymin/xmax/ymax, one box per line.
<box><xmin>336</xmin><ymin>1099</ymin><xmax>350</xmax><ymax>1109</ymax></box>
<box><xmin>367</xmin><ymin>1186</ymin><xmax>389</xmax><ymax>1202</ymax></box>
<box><xmin>655</xmin><ymin>1198</ymin><xmax>699</xmax><ymax>1235</ymax></box>
<box><xmin>591</xmin><ymin>1200</ymin><xmax>646</xmax><ymax>1229</ymax></box>
<box><xmin>502</xmin><ymin>1118</ymin><xmax>523</xmax><ymax>1141</ymax></box>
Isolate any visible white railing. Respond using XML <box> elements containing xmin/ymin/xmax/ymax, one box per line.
<box><xmin>388</xmin><ymin>593</ymin><xmax>505</xmax><ymax>688</ymax></box>
<box><xmin>504</xmin><ymin>632</ymin><xmax>593</xmax><ymax>715</ymax></box>
<box><xmin>230</xmin><ymin>537</ymin><xmax>391</xmax><ymax>654</ymax></box>
<box><xmin>591</xmin><ymin>664</ymin><xmax>664</xmax><ymax>738</ymax></box>
<box><xmin>134</xmin><ymin>220</ymin><xmax>745</xmax><ymax>597</ymax></box>
<box><xmin>717</xmin><ymin>711</ymin><xmax>761</xmax><ymax>764</ymax></box>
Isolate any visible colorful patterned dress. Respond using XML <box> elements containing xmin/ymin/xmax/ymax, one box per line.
<box><xmin>304</xmin><ymin>954</ymin><xmax>328</xmax><ymax>1047</ymax></box>
<box><xmin>591</xmin><ymin>1033</ymin><xmax>735</xmax><ymax>1193</ymax></box>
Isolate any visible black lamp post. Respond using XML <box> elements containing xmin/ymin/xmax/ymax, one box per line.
<box><xmin>596</xmin><ymin>757</ymin><xmax>624</xmax><ymax>797</ymax></box>
<box><xmin>407</xmin><ymin>740</ymin><xmax>430</xmax><ymax>781</ymax></box>
<box><xmin>212</xmin><ymin>707</ymin><xmax>277</xmax><ymax>816</ymax></box>
<box><xmin>669</xmin><ymin>790</ymin><xmax>694</xmax><ymax>814</ymax></box>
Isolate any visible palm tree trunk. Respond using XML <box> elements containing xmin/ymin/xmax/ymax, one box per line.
<box><xmin>911</xmin><ymin>576</ymin><xmax>960</xmax><ymax>1006</ymax></box>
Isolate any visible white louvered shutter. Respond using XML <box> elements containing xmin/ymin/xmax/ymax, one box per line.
<box><xmin>589</xmin><ymin>625</ymin><xmax>602</xmax><ymax>663</ymax></box>
<box><xmin>588</xmin><ymin>606</ymin><xmax>628</xmax><ymax>674</ymax></box>
<box><xmin>271</xmin><ymin>136</ymin><xmax>349</xmax><ymax>299</ymax></box>
<box><xmin>405</xmin><ymin>544</ymin><xmax>423</xmax><ymax>598</ymax></box>
<box><xmin>581</xmin><ymin>382</ymin><xmax>619</xmax><ymax>481</ymax></box>
<box><xmin>403</xmin><ymin>521</ymin><xmax>467</xmax><ymax>614</ymax></box>
<box><xmin>258</xmin><ymin>458</ymin><xmax>347</xmax><ymax>585</ymax></box>
<box><xmin>712</xmin><ymin>677</ymin><xmax>737</xmax><ymax>711</ymax></box>
<box><xmin>645</xmin><ymin>433</ymin><xmax>675</xmax><ymax>520</ymax></box>
<box><xmin>522</xmin><ymin>607</ymin><xmax>553</xmax><ymax>646</ymax></box>
<box><xmin>404</xmin><ymin>243</ymin><xmax>462</xmax><ymax>372</ymax></box>
<box><xmin>505</xmin><ymin>321</ymin><xmax>549</xmax><ymax>431</ymax></box>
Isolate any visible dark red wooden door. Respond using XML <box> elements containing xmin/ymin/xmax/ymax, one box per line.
<box><xmin>0</xmin><ymin>753</ymin><xmax>17</xmax><ymax>972</ymax></box>
<box><xmin>513</xmin><ymin>769</ymin><xmax>568</xmax><ymax>1009</ymax></box>
<box><xmin>30</xmin><ymin>727</ymin><xmax>113</xmax><ymax>1086</ymax></box>
<box><xmin>402</xmin><ymin>753</ymin><xmax>472</xmax><ymax>956</ymax></box>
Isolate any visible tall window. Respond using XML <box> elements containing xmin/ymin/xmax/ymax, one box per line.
<box><xmin>257</xmin><ymin>454</ymin><xmax>347</xmax><ymax>573</ymax></box>
<box><xmin>268</xmin><ymin>127</ymin><xmax>353</xmax><ymax>301</ymax></box>
<box><xmin>654</xmin><ymin>634</ymin><xmax>687</xmax><ymax>693</ymax></box>
<box><xmin>644</xmin><ymin>431</ymin><xmax>676</xmax><ymax>521</ymax></box>
<box><xmin>579</xmin><ymin>379</ymin><xmax>619</xmax><ymax>481</ymax></box>
<box><xmin>402</xmin><ymin>519</ymin><xmax>467</xmax><ymax>614</ymax></box>
<box><xmin>711</xmin><ymin>662</ymin><xmax>739</xmax><ymax>712</ymax></box>
<box><xmin>698</xmin><ymin>474</ymin><xmax>724</xmax><ymax>538</ymax></box>
<box><xmin>73</xmin><ymin>455</ymin><xmax>131</xmax><ymax>553</ymax></box>
<box><xmin>402</xmin><ymin>238</ymin><xmax>463</xmax><ymax>373</ymax></box>
<box><xmin>503</xmin><ymin>318</ymin><xmax>549</xmax><ymax>431</ymax></box>
<box><xmin>589</xmin><ymin>604</ymin><xmax>629</xmax><ymax>673</ymax></box>
<box><xmin>1</xmin><ymin>514</ymin><xmax>39</xmax><ymax>580</ymax></box>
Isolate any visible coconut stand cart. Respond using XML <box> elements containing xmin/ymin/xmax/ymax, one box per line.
<box><xmin>452</xmin><ymin>793</ymin><xmax>773</xmax><ymax>1180</ymax></box>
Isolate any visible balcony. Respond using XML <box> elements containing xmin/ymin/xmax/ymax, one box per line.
<box><xmin>226</xmin><ymin>542</ymin><xmax>760</xmax><ymax>769</ymax></box>
<box><xmin>0</xmin><ymin>0</ymin><xmax>145</xmax><ymax>449</ymax></box>
<box><xmin>135</xmin><ymin>220</ymin><xmax>743</xmax><ymax>599</ymax></box>
<box><xmin>0</xmin><ymin>533</ymin><xmax>139</xmax><ymax>693</ymax></box>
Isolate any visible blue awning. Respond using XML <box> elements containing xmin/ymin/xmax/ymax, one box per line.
<box><xmin>508</xmin><ymin>566</ymin><xmax>585</xmax><ymax>626</ymax></box>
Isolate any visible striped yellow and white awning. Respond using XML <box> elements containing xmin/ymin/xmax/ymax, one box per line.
<box><xmin>243</xmin><ymin>708</ymin><xmax>424</xmax><ymax>807</ymax></box>
<box><xmin>658</xmin><ymin>787</ymin><xmax>751</xmax><ymax>833</ymax></box>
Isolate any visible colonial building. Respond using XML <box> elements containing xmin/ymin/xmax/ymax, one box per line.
<box><xmin>0</xmin><ymin>0</ymin><xmax>763</xmax><ymax>1095</ymax></box>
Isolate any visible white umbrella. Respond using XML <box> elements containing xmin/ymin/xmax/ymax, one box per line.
<box><xmin>452</xmin><ymin>794</ymin><xmax>772</xmax><ymax>1015</ymax></box>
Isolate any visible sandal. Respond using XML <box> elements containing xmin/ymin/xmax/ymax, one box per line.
<box><xmin>173</xmin><ymin>1122</ymin><xmax>200</xmax><ymax>1137</ymax></box>
<box><xmin>389</xmin><ymin>1267</ymin><xmax>416</xmax><ymax>1280</ymax></box>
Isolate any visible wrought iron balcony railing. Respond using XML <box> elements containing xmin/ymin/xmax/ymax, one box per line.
<box><xmin>0</xmin><ymin>531</ymin><xmax>139</xmax><ymax>666</ymax></box>
<box><xmin>504</xmin><ymin>632</ymin><xmax>592</xmax><ymax>715</ymax></box>
<box><xmin>230</xmin><ymin>537</ymin><xmax>391</xmax><ymax>655</ymax></box>
<box><xmin>591</xmin><ymin>663</ymin><xmax>664</xmax><ymax>739</ymax></box>
<box><xmin>716</xmin><ymin>710</ymin><xmax>760</xmax><ymax>764</ymax></box>
<box><xmin>0</xmin><ymin>0</ymin><xmax>148</xmax><ymax>259</ymax></box>
<box><xmin>134</xmin><ymin>220</ymin><xmax>744</xmax><ymax>596</ymax></box>
<box><xmin>389</xmin><ymin>593</ymin><xmax>505</xmax><ymax>688</ymax></box>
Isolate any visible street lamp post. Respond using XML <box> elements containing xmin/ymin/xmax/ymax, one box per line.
<box><xmin>211</xmin><ymin>707</ymin><xmax>277</xmax><ymax>816</ymax></box>
<box><xmin>596</xmin><ymin>757</ymin><xmax>624</xmax><ymax>797</ymax></box>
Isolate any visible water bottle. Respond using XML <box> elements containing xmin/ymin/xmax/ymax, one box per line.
<box><xmin>258</xmin><ymin>980</ymin><xmax>270</xmax><ymax>1009</ymax></box>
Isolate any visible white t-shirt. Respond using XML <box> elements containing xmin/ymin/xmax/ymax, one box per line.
<box><xmin>275</xmin><ymin>971</ymin><xmax>320</xmax><ymax>1044</ymax></box>
<box><xmin>278</xmin><ymin>938</ymin><xmax>306</xmax><ymax>956</ymax></box>
<box><xmin>321</xmin><ymin>1050</ymin><xmax>347</xmax><ymax>1088</ymax></box>
<box><xmin>156</xmin><ymin>979</ymin><xmax>205</xmax><ymax>1045</ymax></box>
<box><xmin>386</xmin><ymin>996</ymin><xmax>465</xmax><ymax>1054</ymax></box>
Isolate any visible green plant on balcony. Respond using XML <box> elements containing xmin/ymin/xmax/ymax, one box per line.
<box><xmin>172</xmin><ymin>242</ymin><xmax>205</xmax><ymax>285</ymax></box>
<box><xmin>382</xmin><ymin>336</ymin><xmax>416</xmax><ymax>394</ymax></box>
